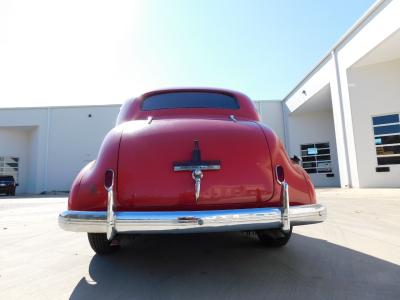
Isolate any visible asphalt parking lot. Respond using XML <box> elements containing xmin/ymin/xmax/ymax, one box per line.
<box><xmin>1</xmin><ymin>189</ymin><xmax>399</xmax><ymax>300</ymax></box>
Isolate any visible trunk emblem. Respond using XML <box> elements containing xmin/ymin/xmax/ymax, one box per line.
<box><xmin>173</xmin><ymin>140</ymin><xmax>221</xmax><ymax>201</ymax></box>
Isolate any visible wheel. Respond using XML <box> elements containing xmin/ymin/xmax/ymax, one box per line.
<box><xmin>10</xmin><ymin>189</ymin><xmax>15</xmax><ymax>196</ymax></box>
<box><xmin>87</xmin><ymin>233</ymin><xmax>120</xmax><ymax>255</ymax></box>
<box><xmin>256</xmin><ymin>227</ymin><xmax>292</xmax><ymax>247</ymax></box>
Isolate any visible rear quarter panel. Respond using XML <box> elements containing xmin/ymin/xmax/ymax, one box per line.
<box><xmin>258</xmin><ymin>124</ymin><xmax>315</xmax><ymax>205</ymax></box>
<box><xmin>68</xmin><ymin>126</ymin><xmax>123</xmax><ymax>211</ymax></box>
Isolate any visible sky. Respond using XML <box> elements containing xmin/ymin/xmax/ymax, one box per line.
<box><xmin>0</xmin><ymin>0</ymin><xmax>376</xmax><ymax>108</ymax></box>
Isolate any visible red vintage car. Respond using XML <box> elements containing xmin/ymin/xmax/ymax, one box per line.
<box><xmin>59</xmin><ymin>88</ymin><xmax>326</xmax><ymax>254</ymax></box>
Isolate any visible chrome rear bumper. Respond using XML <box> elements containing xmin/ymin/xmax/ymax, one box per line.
<box><xmin>59</xmin><ymin>204</ymin><xmax>326</xmax><ymax>234</ymax></box>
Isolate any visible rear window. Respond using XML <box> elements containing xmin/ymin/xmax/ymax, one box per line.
<box><xmin>142</xmin><ymin>92</ymin><xmax>240</xmax><ymax>111</ymax></box>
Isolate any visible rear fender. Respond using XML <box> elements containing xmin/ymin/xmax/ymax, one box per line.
<box><xmin>258</xmin><ymin>124</ymin><xmax>313</xmax><ymax>205</ymax></box>
<box><xmin>68</xmin><ymin>126</ymin><xmax>123</xmax><ymax>211</ymax></box>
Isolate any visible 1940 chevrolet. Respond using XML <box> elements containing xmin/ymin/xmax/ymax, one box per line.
<box><xmin>59</xmin><ymin>88</ymin><xmax>326</xmax><ymax>254</ymax></box>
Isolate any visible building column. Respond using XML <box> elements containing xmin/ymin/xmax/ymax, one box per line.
<box><xmin>337</xmin><ymin>64</ymin><xmax>360</xmax><ymax>187</ymax></box>
<box><xmin>330</xmin><ymin>52</ymin><xmax>351</xmax><ymax>187</ymax></box>
<box><xmin>330</xmin><ymin>50</ymin><xmax>360</xmax><ymax>187</ymax></box>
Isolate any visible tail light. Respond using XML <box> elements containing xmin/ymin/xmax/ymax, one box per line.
<box><xmin>104</xmin><ymin>169</ymin><xmax>114</xmax><ymax>190</ymax></box>
<box><xmin>276</xmin><ymin>165</ymin><xmax>285</xmax><ymax>184</ymax></box>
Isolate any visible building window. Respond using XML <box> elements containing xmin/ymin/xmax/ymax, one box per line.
<box><xmin>0</xmin><ymin>156</ymin><xmax>19</xmax><ymax>182</ymax></box>
<box><xmin>300</xmin><ymin>143</ymin><xmax>332</xmax><ymax>174</ymax></box>
<box><xmin>373</xmin><ymin>113</ymin><xmax>400</xmax><ymax>165</ymax></box>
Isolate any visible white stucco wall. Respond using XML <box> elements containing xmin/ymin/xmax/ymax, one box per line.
<box><xmin>286</xmin><ymin>110</ymin><xmax>340</xmax><ymax>187</ymax></box>
<box><xmin>0</xmin><ymin>105</ymin><xmax>120</xmax><ymax>193</ymax></box>
<box><xmin>27</xmin><ymin>127</ymin><xmax>40</xmax><ymax>193</ymax></box>
<box><xmin>46</xmin><ymin>106</ymin><xmax>120</xmax><ymax>191</ymax></box>
<box><xmin>285</xmin><ymin>59</ymin><xmax>334</xmax><ymax>113</ymax></box>
<box><xmin>347</xmin><ymin>58</ymin><xmax>400</xmax><ymax>187</ymax></box>
<box><xmin>256</xmin><ymin>101</ymin><xmax>285</xmax><ymax>142</ymax></box>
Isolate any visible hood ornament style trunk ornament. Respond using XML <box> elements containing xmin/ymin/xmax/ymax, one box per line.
<box><xmin>192</xmin><ymin>168</ymin><xmax>203</xmax><ymax>201</ymax></box>
<box><xmin>173</xmin><ymin>140</ymin><xmax>221</xmax><ymax>201</ymax></box>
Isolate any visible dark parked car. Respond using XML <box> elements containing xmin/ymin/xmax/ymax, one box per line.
<box><xmin>0</xmin><ymin>175</ymin><xmax>18</xmax><ymax>196</ymax></box>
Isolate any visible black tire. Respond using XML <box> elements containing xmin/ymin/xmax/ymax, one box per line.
<box><xmin>10</xmin><ymin>189</ymin><xmax>15</xmax><ymax>196</ymax></box>
<box><xmin>87</xmin><ymin>233</ymin><xmax>120</xmax><ymax>255</ymax></box>
<box><xmin>256</xmin><ymin>227</ymin><xmax>292</xmax><ymax>247</ymax></box>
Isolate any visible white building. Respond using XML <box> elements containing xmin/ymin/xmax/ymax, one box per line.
<box><xmin>0</xmin><ymin>105</ymin><xmax>120</xmax><ymax>194</ymax></box>
<box><xmin>1</xmin><ymin>0</ymin><xmax>399</xmax><ymax>194</ymax></box>
<box><xmin>280</xmin><ymin>0</ymin><xmax>400</xmax><ymax>188</ymax></box>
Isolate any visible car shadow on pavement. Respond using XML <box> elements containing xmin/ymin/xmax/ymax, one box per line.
<box><xmin>69</xmin><ymin>232</ymin><xmax>400</xmax><ymax>300</ymax></box>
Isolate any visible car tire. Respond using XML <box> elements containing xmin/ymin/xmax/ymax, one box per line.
<box><xmin>87</xmin><ymin>233</ymin><xmax>120</xmax><ymax>255</ymax></box>
<box><xmin>10</xmin><ymin>190</ymin><xmax>16</xmax><ymax>196</ymax></box>
<box><xmin>256</xmin><ymin>227</ymin><xmax>292</xmax><ymax>247</ymax></box>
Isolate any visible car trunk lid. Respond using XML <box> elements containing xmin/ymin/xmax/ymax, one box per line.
<box><xmin>117</xmin><ymin>118</ymin><xmax>274</xmax><ymax>211</ymax></box>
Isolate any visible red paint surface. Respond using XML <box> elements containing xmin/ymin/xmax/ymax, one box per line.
<box><xmin>68</xmin><ymin>87</ymin><xmax>316</xmax><ymax>211</ymax></box>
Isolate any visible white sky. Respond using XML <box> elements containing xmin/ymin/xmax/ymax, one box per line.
<box><xmin>0</xmin><ymin>0</ymin><xmax>374</xmax><ymax>108</ymax></box>
<box><xmin>0</xmin><ymin>0</ymin><xmax>159</xmax><ymax>108</ymax></box>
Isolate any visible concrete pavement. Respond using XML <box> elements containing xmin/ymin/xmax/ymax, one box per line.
<box><xmin>0</xmin><ymin>189</ymin><xmax>399</xmax><ymax>299</ymax></box>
